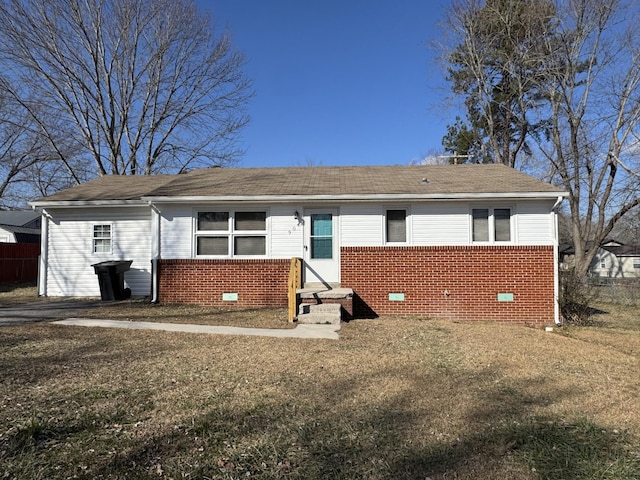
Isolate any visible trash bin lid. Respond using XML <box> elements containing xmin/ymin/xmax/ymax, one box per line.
<box><xmin>91</xmin><ymin>260</ymin><xmax>133</xmax><ymax>272</ymax></box>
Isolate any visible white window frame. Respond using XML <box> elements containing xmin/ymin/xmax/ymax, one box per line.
<box><xmin>384</xmin><ymin>206</ymin><xmax>410</xmax><ymax>244</ymax></box>
<box><xmin>194</xmin><ymin>209</ymin><xmax>268</xmax><ymax>258</ymax></box>
<box><xmin>92</xmin><ymin>223</ymin><xmax>113</xmax><ymax>254</ymax></box>
<box><xmin>470</xmin><ymin>206</ymin><xmax>514</xmax><ymax>244</ymax></box>
<box><xmin>633</xmin><ymin>258</ymin><xmax>640</xmax><ymax>269</ymax></box>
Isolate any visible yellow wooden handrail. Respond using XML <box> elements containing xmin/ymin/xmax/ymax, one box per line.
<box><xmin>288</xmin><ymin>257</ymin><xmax>302</xmax><ymax>322</ymax></box>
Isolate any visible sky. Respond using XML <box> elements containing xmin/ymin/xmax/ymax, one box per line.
<box><xmin>201</xmin><ymin>0</ymin><xmax>457</xmax><ymax>168</ymax></box>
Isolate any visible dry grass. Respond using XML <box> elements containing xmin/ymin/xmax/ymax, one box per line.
<box><xmin>78</xmin><ymin>300</ymin><xmax>295</xmax><ymax>329</ymax></box>
<box><xmin>1</xmin><ymin>286</ymin><xmax>640</xmax><ymax>479</ymax></box>
<box><xmin>0</xmin><ymin>282</ymin><xmax>39</xmax><ymax>306</ymax></box>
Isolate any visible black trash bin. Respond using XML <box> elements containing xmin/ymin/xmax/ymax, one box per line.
<box><xmin>91</xmin><ymin>260</ymin><xmax>133</xmax><ymax>301</ymax></box>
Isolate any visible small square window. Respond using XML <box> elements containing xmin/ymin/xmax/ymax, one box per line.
<box><xmin>634</xmin><ymin>258</ymin><xmax>640</xmax><ymax>269</ymax></box>
<box><xmin>93</xmin><ymin>224</ymin><xmax>112</xmax><ymax>253</ymax></box>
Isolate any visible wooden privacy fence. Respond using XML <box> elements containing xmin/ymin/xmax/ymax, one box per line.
<box><xmin>0</xmin><ymin>243</ymin><xmax>40</xmax><ymax>284</ymax></box>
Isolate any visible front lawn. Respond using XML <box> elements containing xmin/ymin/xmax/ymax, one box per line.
<box><xmin>1</xmin><ymin>292</ymin><xmax>639</xmax><ymax>479</ymax></box>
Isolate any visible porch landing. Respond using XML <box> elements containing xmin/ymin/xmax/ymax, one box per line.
<box><xmin>296</xmin><ymin>287</ymin><xmax>354</xmax><ymax>323</ymax></box>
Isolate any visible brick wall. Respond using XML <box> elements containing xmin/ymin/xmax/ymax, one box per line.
<box><xmin>341</xmin><ymin>245</ymin><xmax>556</xmax><ymax>325</ymax></box>
<box><xmin>158</xmin><ymin>259</ymin><xmax>290</xmax><ymax>307</ymax></box>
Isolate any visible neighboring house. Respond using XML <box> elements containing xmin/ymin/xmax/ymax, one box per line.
<box><xmin>0</xmin><ymin>211</ymin><xmax>42</xmax><ymax>243</ymax></box>
<box><xmin>30</xmin><ymin>164</ymin><xmax>567</xmax><ymax>325</ymax></box>
<box><xmin>589</xmin><ymin>241</ymin><xmax>640</xmax><ymax>278</ymax></box>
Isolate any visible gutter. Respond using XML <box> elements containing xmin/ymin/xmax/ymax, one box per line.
<box><xmin>142</xmin><ymin>191</ymin><xmax>570</xmax><ymax>204</ymax></box>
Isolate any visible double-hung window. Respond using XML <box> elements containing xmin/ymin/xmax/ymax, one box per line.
<box><xmin>196</xmin><ymin>210</ymin><xmax>266</xmax><ymax>257</ymax></box>
<box><xmin>385</xmin><ymin>209</ymin><xmax>407</xmax><ymax>243</ymax></box>
<box><xmin>93</xmin><ymin>224</ymin><xmax>112</xmax><ymax>253</ymax></box>
<box><xmin>471</xmin><ymin>207</ymin><xmax>512</xmax><ymax>243</ymax></box>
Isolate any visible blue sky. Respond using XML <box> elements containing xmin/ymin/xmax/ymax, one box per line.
<box><xmin>202</xmin><ymin>0</ymin><xmax>456</xmax><ymax>168</ymax></box>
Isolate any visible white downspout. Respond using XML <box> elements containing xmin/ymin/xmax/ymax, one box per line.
<box><xmin>150</xmin><ymin>203</ymin><xmax>161</xmax><ymax>303</ymax></box>
<box><xmin>34</xmin><ymin>208</ymin><xmax>52</xmax><ymax>297</ymax></box>
<box><xmin>552</xmin><ymin>195</ymin><xmax>563</xmax><ymax>325</ymax></box>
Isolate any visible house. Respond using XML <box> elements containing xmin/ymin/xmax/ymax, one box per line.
<box><xmin>30</xmin><ymin>164</ymin><xmax>567</xmax><ymax>325</ymax></box>
<box><xmin>589</xmin><ymin>241</ymin><xmax>640</xmax><ymax>279</ymax></box>
<box><xmin>0</xmin><ymin>211</ymin><xmax>41</xmax><ymax>243</ymax></box>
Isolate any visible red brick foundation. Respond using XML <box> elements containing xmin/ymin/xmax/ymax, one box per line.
<box><xmin>158</xmin><ymin>259</ymin><xmax>290</xmax><ymax>307</ymax></box>
<box><xmin>341</xmin><ymin>245</ymin><xmax>556</xmax><ymax>325</ymax></box>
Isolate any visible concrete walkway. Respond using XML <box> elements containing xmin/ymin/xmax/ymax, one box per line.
<box><xmin>53</xmin><ymin>318</ymin><xmax>341</xmax><ymax>339</ymax></box>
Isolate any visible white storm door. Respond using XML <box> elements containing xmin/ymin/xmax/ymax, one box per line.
<box><xmin>304</xmin><ymin>209</ymin><xmax>339</xmax><ymax>285</ymax></box>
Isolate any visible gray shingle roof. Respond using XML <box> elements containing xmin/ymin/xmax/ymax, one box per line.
<box><xmin>0</xmin><ymin>210</ymin><xmax>40</xmax><ymax>226</ymax></box>
<box><xmin>31</xmin><ymin>164</ymin><xmax>565</xmax><ymax>204</ymax></box>
<box><xmin>30</xmin><ymin>175</ymin><xmax>177</xmax><ymax>203</ymax></box>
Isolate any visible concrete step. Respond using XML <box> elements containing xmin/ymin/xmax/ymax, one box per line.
<box><xmin>297</xmin><ymin>302</ymin><xmax>341</xmax><ymax>325</ymax></box>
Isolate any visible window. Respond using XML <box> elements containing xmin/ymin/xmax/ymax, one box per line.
<box><xmin>195</xmin><ymin>210</ymin><xmax>266</xmax><ymax>257</ymax></box>
<box><xmin>93</xmin><ymin>224</ymin><xmax>112</xmax><ymax>253</ymax></box>
<box><xmin>386</xmin><ymin>209</ymin><xmax>407</xmax><ymax>243</ymax></box>
<box><xmin>472</xmin><ymin>207</ymin><xmax>512</xmax><ymax>243</ymax></box>
<box><xmin>310</xmin><ymin>213</ymin><xmax>333</xmax><ymax>259</ymax></box>
<box><xmin>633</xmin><ymin>258</ymin><xmax>640</xmax><ymax>269</ymax></box>
<box><xmin>472</xmin><ymin>208</ymin><xmax>489</xmax><ymax>242</ymax></box>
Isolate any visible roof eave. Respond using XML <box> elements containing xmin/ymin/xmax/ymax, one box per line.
<box><xmin>143</xmin><ymin>191</ymin><xmax>568</xmax><ymax>203</ymax></box>
<box><xmin>29</xmin><ymin>199</ymin><xmax>148</xmax><ymax>208</ymax></box>
<box><xmin>28</xmin><ymin>191</ymin><xmax>568</xmax><ymax>207</ymax></box>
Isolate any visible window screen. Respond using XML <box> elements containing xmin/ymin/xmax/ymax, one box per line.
<box><xmin>472</xmin><ymin>209</ymin><xmax>489</xmax><ymax>242</ymax></box>
<box><xmin>198</xmin><ymin>212</ymin><xmax>229</xmax><ymax>231</ymax></box>
<box><xmin>386</xmin><ymin>209</ymin><xmax>407</xmax><ymax>242</ymax></box>
<box><xmin>494</xmin><ymin>208</ymin><xmax>511</xmax><ymax>242</ymax></box>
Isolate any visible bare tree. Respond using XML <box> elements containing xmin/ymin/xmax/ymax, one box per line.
<box><xmin>0</xmin><ymin>82</ymin><xmax>80</xmax><ymax>209</ymax></box>
<box><xmin>534</xmin><ymin>0</ymin><xmax>640</xmax><ymax>275</ymax></box>
<box><xmin>442</xmin><ymin>0</ymin><xmax>557</xmax><ymax>167</ymax></box>
<box><xmin>441</xmin><ymin>0</ymin><xmax>640</xmax><ymax>275</ymax></box>
<box><xmin>0</xmin><ymin>0</ymin><xmax>252</xmax><ymax>179</ymax></box>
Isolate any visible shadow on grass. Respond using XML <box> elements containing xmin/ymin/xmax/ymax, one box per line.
<box><xmin>3</xmin><ymin>328</ymin><xmax>639</xmax><ymax>479</ymax></box>
<box><xmin>81</xmin><ymin>370</ymin><xmax>640</xmax><ymax>479</ymax></box>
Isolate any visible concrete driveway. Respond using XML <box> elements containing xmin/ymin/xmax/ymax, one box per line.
<box><xmin>0</xmin><ymin>300</ymin><xmax>341</xmax><ymax>339</ymax></box>
<box><xmin>0</xmin><ymin>299</ymin><xmax>103</xmax><ymax>326</ymax></box>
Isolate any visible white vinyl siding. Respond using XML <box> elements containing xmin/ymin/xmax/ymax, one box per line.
<box><xmin>92</xmin><ymin>224</ymin><xmax>112</xmax><ymax>253</ymax></box>
<box><xmin>46</xmin><ymin>207</ymin><xmax>152</xmax><ymax>297</ymax></box>
<box><xmin>517</xmin><ymin>201</ymin><xmax>555</xmax><ymax>245</ymax></box>
<box><xmin>412</xmin><ymin>204</ymin><xmax>469</xmax><ymax>245</ymax></box>
<box><xmin>340</xmin><ymin>204</ymin><xmax>384</xmax><ymax>246</ymax></box>
<box><xmin>161</xmin><ymin>204</ymin><xmax>303</xmax><ymax>259</ymax></box>
<box><xmin>160</xmin><ymin>205</ymin><xmax>193</xmax><ymax>258</ymax></box>
<box><xmin>590</xmin><ymin>249</ymin><xmax>640</xmax><ymax>278</ymax></box>
<box><xmin>270</xmin><ymin>205</ymin><xmax>304</xmax><ymax>258</ymax></box>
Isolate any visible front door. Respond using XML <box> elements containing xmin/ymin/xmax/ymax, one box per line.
<box><xmin>304</xmin><ymin>209</ymin><xmax>339</xmax><ymax>286</ymax></box>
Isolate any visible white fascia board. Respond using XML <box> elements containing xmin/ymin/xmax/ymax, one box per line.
<box><xmin>143</xmin><ymin>191</ymin><xmax>568</xmax><ymax>204</ymax></box>
<box><xmin>28</xmin><ymin>200</ymin><xmax>148</xmax><ymax>208</ymax></box>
